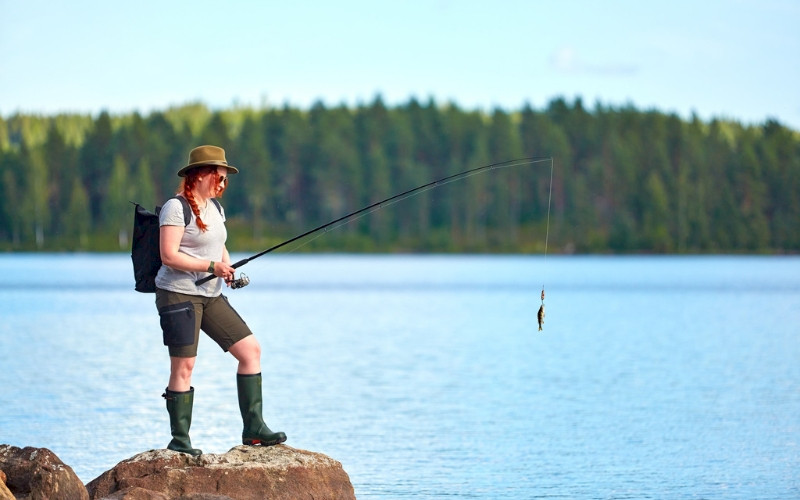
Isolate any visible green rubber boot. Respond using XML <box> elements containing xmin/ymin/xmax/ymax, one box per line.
<box><xmin>163</xmin><ymin>387</ymin><xmax>202</xmax><ymax>456</ymax></box>
<box><xmin>237</xmin><ymin>373</ymin><xmax>287</xmax><ymax>446</ymax></box>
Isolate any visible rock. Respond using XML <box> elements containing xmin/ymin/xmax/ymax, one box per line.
<box><xmin>174</xmin><ymin>495</ymin><xmax>235</xmax><ymax>500</ymax></box>
<box><xmin>1</xmin><ymin>469</ymin><xmax>15</xmax><ymax>500</ymax></box>
<box><xmin>175</xmin><ymin>495</ymin><xmax>235</xmax><ymax>500</ymax></box>
<box><xmin>100</xmin><ymin>490</ymin><xmax>233</xmax><ymax>500</ymax></box>
<box><xmin>0</xmin><ymin>483</ymin><xmax>13</xmax><ymax>500</ymax></box>
<box><xmin>98</xmin><ymin>487</ymin><xmax>170</xmax><ymax>500</ymax></box>
<box><xmin>0</xmin><ymin>444</ymin><xmax>89</xmax><ymax>500</ymax></box>
<box><xmin>87</xmin><ymin>445</ymin><xmax>356</xmax><ymax>500</ymax></box>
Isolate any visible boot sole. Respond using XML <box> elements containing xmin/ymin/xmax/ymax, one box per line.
<box><xmin>167</xmin><ymin>447</ymin><xmax>203</xmax><ymax>456</ymax></box>
<box><xmin>243</xmin><ymin>435</ymin><xmax>287</xmax><ymax>447</ymax></box>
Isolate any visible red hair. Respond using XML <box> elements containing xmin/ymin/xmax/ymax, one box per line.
<box><xmin>177</xmin><ymin>166</ymin><xmax>227</xmax><ymax>232</ymax></box>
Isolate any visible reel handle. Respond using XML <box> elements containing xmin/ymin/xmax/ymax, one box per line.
<box><xmin>230</xmin><ymin>273</ymin><xmax>250</xmax><ymax>289</ymax></box>
<box><xmin>195</xmin><ymin>258</ymin><xmax>249</xmax><ymax>286</ymax></box>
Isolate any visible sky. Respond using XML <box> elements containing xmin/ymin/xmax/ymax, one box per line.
<box><xmin>2</xmin><ymin>0</ymin><xmax>799</xmax><ymax>130</ymax></box>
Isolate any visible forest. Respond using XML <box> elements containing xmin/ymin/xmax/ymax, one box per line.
<box><xmin>1</xmin><ymin>96</ymin><xmax>798</xmax><ymax>254</ymax></box>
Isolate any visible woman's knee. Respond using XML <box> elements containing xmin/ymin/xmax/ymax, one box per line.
<box><xmin>171</xmin><ymin>356</ymin><xmax>195</xmax><ymax>377</ymax></box>
<box><xmin>230</xmin><ymin>335</ymin><xmax>261</xmax><ymax>363</ymax></box>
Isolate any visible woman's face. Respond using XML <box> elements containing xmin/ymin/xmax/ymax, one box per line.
<box><xmin>198</xmin><ymin>167</ymin><xmax>229</xmax><ymax>198</ymax></box>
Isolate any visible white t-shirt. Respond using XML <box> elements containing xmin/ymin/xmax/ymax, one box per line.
<box><xmin>154</xmin><ymin>196</ymin><xmax>227</xmax><ymax>297</ymax></box>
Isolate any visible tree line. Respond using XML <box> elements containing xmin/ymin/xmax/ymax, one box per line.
<box><xmin>1</xmin><ymin>97</ymin><xmax>798</xmax><ymax>253</ymax></box>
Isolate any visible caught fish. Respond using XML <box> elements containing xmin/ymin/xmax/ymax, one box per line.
<box><xmin>537</xmin><ymin>303</ymin><xmax>545</xmax><ymax>331</ymax></box>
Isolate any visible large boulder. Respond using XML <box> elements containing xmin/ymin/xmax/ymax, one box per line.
<box><xmin>0</xmin><ymin>445</ymin><xmax>89</xmax><ymax>500</ymax></box>
<box><xmin>87</xmin><ymin>445</ymin><xmax>356</xmax><ymax>500</ymax></box>
<box><xmin>1</xmin><ymin>469</ymin><xmax>16</xmax><ymax>500</ymax></box>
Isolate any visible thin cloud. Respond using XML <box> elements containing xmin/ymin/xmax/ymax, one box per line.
<box><xmin>550</xmin><ymin>46</ymin><xmax>639</xmax><ymax>76</ymax></box>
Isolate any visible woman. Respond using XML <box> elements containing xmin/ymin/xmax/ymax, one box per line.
<box><xmin>155</xmin><ymin>145</ymin><xmax>286</xmax><ymax>456</ymax></box>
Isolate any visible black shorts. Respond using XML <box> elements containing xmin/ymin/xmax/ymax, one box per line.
<box><xmin>155</xmin><ymin>288</ymin><xmax>253</xmax><ymax>357</ymax></box>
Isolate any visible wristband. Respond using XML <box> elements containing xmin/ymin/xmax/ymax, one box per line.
<box><xmin>207</xmin><ymin>261</ymin><xmax>215</xmax><ymax>273</ymax></box>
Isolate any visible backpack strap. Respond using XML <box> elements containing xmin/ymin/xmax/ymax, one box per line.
<box><xmin>174</xmin><ymin>196</ymin><xmax>193</xmax><ymax>226</ymax></box>
<box><xmin>210</xmin><ymin>198</ymin><xmax>222</xmax><ymax>214</ymax></box>
<box><xmin>173</xmin><ymin>196</ymin><xmax>222</xmax><ymax>227</ymax></box>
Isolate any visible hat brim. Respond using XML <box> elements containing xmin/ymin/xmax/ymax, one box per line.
<box><xmin>177</xmin><ymin>161</ymin><xmax>239</xmax><ymax>177</ymax></box>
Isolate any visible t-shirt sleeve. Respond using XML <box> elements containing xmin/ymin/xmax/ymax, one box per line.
<box><xmin>159</xmin><ymin>198</ymin><xmax>187</xmax><ymax>227</ymax></box>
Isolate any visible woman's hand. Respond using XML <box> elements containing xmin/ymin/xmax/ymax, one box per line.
<box><xmin>212</xmin><ymin>260</ymin><xmax>236</xmax><ymax>283</ymax></box>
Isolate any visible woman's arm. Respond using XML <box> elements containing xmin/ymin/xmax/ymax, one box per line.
<box><xmin>222</xmin><ymin>245</ymin><xmax>231</xmax><ymax>266</ymax></box>
<box><xmin>160</xmin><ymin>225</ymin><xmax>235</xmax><ymax>280</ymax></box>
<box><xmin>160</xmin><ymin>225</ymin><xmax>210</xmax><ymax>272</ymax></box>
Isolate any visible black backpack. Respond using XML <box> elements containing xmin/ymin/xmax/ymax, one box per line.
<box><xmin>131</xmin><ymin>197</ymin><xmax>221</xmax><ymax>293</ymax></box>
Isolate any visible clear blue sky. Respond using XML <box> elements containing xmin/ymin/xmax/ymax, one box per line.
<box><xmin>2</xmin><ymin>0</ymin><xmax>799</xmax><ymax>129</ymax></box>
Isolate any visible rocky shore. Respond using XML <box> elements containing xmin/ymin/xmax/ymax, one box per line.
<box><xmin>0</xmin><ymin>444</ymin><xmax>355</xmax><ymax>500</ymax></box>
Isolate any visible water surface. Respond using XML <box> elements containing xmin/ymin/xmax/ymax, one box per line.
<box><xmin>0</xmin><ymin>254</ymin><xmax>798</xmax><ymax>499</ymax></box>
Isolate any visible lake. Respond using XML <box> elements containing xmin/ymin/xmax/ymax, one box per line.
<box><xmin>0</xmin><ymin>254</ymin><xmax>798</xmax><ymax>499</ymax></box>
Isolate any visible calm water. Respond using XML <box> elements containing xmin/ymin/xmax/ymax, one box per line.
<box><xmin>0</xmin><ymin>254</ymin><xmax>798</xmax><ymax>499</ymax></box>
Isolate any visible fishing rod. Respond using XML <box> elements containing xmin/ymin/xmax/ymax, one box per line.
<box><xmin>196</xmin><ymin>156</ymin><xmax>553</xmax><ymax>286</ymax></box>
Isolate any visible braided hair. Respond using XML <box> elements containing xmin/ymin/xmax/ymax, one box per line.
<box><xmin>177</xmin><ymin>166</ymin><xmax>227</xmax><ymax>232</ymax></box>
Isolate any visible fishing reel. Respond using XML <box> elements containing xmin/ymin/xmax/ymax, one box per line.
<box><xmin>230</xmin><ymin>273</ymin><xmax>250</xmax><ymax>289</ymax></box>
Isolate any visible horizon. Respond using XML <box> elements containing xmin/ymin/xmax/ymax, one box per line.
<box><xmin>1</xmin><ymin>95</ymin><xmax>790</xmax><ymax>130</ymax></box>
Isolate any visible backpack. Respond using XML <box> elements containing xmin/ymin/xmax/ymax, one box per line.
<box><xmin>131</xmin><ymin>196</ymin><xmax>221</xmax><ymax>293</ymax></box>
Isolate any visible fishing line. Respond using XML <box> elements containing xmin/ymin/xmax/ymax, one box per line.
<box><xmin>196</xmin><ymin>156</ymin><xmax>553</xmax><ymax>286</ymax></box>
<box><xmin>544</xmin><ymin>158</ymin><xmax>554</xmax><ymax>264</ymax></box>
<box><xmin>538</xmin><ymin>158</ymin><xmax>554</xmax><ymax>331</ymax></box>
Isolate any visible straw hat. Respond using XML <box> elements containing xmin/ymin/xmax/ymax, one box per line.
<box><xmin>177</xmin><ymin>145</ymin><xmax>239</xmax><ymax>177</ymax></box>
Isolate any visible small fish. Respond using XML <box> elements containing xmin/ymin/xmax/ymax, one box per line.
<box><xmin>537</xmin><ymin>303</ymin><xmax>545</xmax><ymax>331</ymax></box>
